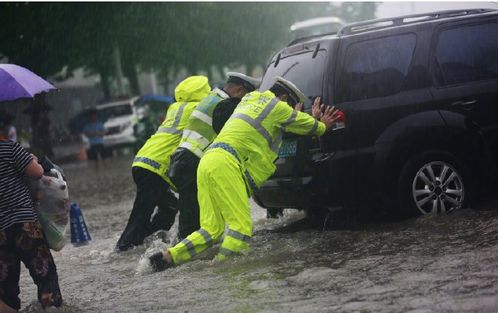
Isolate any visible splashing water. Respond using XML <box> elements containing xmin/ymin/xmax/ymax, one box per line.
<box><xmin>16</xmin><ymin>156</ymin><xmax>498</xmax><ymax>313</ymax></box>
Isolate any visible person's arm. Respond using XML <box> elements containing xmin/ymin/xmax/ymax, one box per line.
<box><xmin>82</xmin><ymin>124</ymin><xmax>93</xmax><ymax>137</ymax></box>
<box><xmin>25</xmin><ymin>154</ymin><xmax>44</xmax><ymax>179</ymax></box>
<box><xmin>278</xmin><ymin>98</ymin><xmax>339</xmax><ymax>136</ymax></box>
<box><xmin>93</xmin><ymin>122</ymin><xmax>106</xmax><ymax>136</ymax></box>
<box><xmin>277</xmin><ymin>100</ymin><xmax>325</xmax><ymax>136</ymax></box>
<box><xmin>212</xmin><ymin>98</ymin><xmax>241</xmax><ymax>134</ymax></box>
<box><xmin>11</xmin><ymin>142</ymin><xmax>43</xmax><ymax>179</ymax></box>
<box><xmin>83</xmin><ymin>123</ymin><xmax>105</xmax><ymax>137</ymax></box>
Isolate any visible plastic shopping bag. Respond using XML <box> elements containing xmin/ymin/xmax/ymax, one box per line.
<box><xmin>27</xmin><ymin>161</ymin><xmax>70</xmax><ymax>251</ymax></box>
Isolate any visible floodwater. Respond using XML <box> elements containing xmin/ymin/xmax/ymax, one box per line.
<box><xmin>19</xmin><ymin>156</ymin><xmax>498</xmax><ymax>313</ymax></box>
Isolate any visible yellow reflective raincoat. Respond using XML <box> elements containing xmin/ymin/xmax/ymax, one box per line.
<box><xmin>168</xmin><ymin>90</ymin><xmax>326</xmax><ymax>264</ymax></box>
<box><xmin>177</xmin><ymin>88</ymin><xmax>229</xmax><ymax>158</ymax></box>
<box><xmin>132</xmin><ymin>76</ymin><xmax>210</xmax><ymax>186</ymax></box>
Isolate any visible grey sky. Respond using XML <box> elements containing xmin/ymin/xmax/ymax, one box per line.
<box><xmin>376</xmin><ymin>1</ymin><xmax>498</xmax><ymax>18</ymax></box>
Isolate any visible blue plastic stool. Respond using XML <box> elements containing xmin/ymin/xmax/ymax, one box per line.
<box><xmin>70</xmin><ymin>202</ymin><xmax>92</xmax><ymax>246</ymax></box>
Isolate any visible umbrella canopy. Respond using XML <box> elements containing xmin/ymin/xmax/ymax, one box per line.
<box><xmin>67</xmin><ymin>110</ymin><xmax>90</xmax><ymax>134</ymax></box>
<box><xmin>0</xmin><ymin>64</ymin><xmax>56</xmax><ymax>102</ymax></box>
<box><xmin>136</xmin><ymin>94</ymin><xmax>174</xmax><ymax>106</ymax></box>
<box><xmin>138</xmin><ymin>94</ymin><xmax>175</xmax><ymax>104</ymax></box>
<box><xmin>67</xmin><ymin>108</ymin><xmax>105</xmax><ymax>134</ymax></box>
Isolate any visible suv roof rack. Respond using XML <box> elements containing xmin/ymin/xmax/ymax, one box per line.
<box><xmin>338</xmin><ymin>8</ymin><xmax>497</xmax><ymax>36</ymax></box>
<box><xmin>287</xmin><ymin>32</ymin><xmax>337</xmax><ymax>46</ymax></box>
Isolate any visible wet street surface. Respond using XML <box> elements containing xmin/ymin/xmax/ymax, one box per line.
<box><xmin>18</xmin><ymin>156</ymin><xmax>498</xmax><ymax>313</ymax></box>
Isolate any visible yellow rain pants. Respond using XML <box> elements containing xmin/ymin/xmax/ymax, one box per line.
<box><xmin>168</xmin><ymin>148</ymin><xmax>252</xmax><ymax>265</ymax></box>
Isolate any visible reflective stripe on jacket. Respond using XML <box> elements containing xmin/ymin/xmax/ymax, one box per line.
<box><xmin>207</xmin><ymin>90</ymin><xmax>326</xmax><ymax>191</ymax></box>
<box><xmin>178</xmin><ymin>88</ymin><xmax>229</xmax><ymax>158</ymax></box>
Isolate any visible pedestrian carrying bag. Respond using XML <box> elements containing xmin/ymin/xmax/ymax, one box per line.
<box><xmin>27</xmin><ymin>159</ymin><xmax>70</xmax><ymax>251</ymax></box>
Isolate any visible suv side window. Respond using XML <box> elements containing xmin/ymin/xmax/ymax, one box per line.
<box><xmin>337</xmin><ymin>34</ymin><xmax>417</xmax><ymax>102</ymax></box>
<box><xmin>435</xmin><ymin>22</ymin><xmax>498</xmax><ymax>85</ymax></box>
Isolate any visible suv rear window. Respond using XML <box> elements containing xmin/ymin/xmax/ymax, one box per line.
<box><xmin>435</xmin><ymin>21</ymin><xmax>498</xmax><ymax>85</ymax></box>
<box><xmin>261</xmin><ymin>46</ymin><xmax>328</xmax><ymax>108</ymax></box>
<box><xmin>337</xmin><ymin>33</ymin><xmax>417</xmax><ymax>102</ymax></box>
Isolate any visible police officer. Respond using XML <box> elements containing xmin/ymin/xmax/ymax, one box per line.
<box><xmin>168</xmin><ymin>72</ymin><xmax>261</xmax><ymax>240</ymax></box>
<box><xmin>116</xmin><ymin>76</ymin><xmax>210</xmax><ymax>252</ymax></box>
<box><xmin>148</xmin><ymin>76</ymin><xmax>341</xmax><ymax>270</ymax></box>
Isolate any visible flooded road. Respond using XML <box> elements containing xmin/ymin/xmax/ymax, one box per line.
<box><xmin>19</xmin><ymin>156</ymin><xmax>498</xmax><ymax>313</ymax></box>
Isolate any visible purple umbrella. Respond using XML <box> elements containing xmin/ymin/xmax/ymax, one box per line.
<box><xmin>0</xmin><ymin>64</ymin><xmax>56</xmax><ymax>102</ymax></box>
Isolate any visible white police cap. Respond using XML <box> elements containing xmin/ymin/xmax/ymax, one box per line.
<box><xmin>274</xmin><ymin>76</ymin><xmax>306</xmax><ymax>104</ymax></box>
<box><xmin>226</xmin><ymin>72</ymin><xmax>261</xmax><ymax>92</ymax></box>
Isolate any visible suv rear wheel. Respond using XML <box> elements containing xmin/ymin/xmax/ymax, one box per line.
<box><xmin>398</xmin><ymin>151</ymin><xmax>470</xmax><ymax>216</ymax></box>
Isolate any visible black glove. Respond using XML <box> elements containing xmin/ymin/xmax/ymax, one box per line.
<box><xmin>149</xmin><ymin>252</ymin><xmax>171</xmax><ymax>272</ymax></box>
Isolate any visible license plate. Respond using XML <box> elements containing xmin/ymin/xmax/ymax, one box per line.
<box><xmin>278</xmin><ymin>139</ymin><xmax>297</xmax><ymax>157</ymax></box>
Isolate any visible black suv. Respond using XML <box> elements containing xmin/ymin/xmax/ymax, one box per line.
<box><xmin>254</xmin><ymin>9</ymin><xmax>498</xmax><ymax>218</ymax></box>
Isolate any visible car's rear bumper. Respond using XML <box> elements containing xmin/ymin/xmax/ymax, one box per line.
<box><xmin>254</xmin><ymin>148</ymin><xmax>380</xmax><ymax>210</ymax></box>
<box><xmin>254</xmin><ymin>176</ymin><xmax>313</xmax><ymax>209</ymax></box>
<box><xmin>103</xmin><ymin>127</ymin><xmax>136</xmax><ymax>148</ymax></box>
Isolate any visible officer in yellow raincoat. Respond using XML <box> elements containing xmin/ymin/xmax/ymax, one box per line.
<box><xmin>167</xmin><ymin>72</ymin><xmax>260</xmax><ymax>240</ymax></box>
<box><xmin>149</xmin><ymin>76</ymin><xmax>340</xmax><ymax>270</ymax></box>
<box><xmin>116</xmin><ymin>76</ymin><xmax>210</xmax><ymax>252</ymax></box>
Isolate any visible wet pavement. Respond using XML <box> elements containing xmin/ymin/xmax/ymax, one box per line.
<box><xmin>19</xmin><ymin>156</ymin><xmax>498</xmax><ymax>313</ymax></box>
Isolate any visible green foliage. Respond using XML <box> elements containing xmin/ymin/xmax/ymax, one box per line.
<box><xmin>0</xmin><ymin>2</ymin><xmax>376</xmax><ymax>95</ymax></box>
<box><xmin>0</xmin><ymin>3</ymin><xmax>77</xmax><ymax>78</ymax></box>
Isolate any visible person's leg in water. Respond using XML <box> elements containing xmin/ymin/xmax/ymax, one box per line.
<box><xmin>177</xmin><ymin>179</ymin><xmax>200</xmax><ymax>240</ymax></box>
<box><xmin>87</xmin><ymin>145</ymin><xmax>97</xmax><ymax>169</ymax></box>
<box><xmin>0</xmin><ymin>227</ymin><xmax>21</xmax><ymax>313</ymax></box>
<box><xmin>20</xmin><ymin>222</ymin><xmax>62</xmax><ymax>309</ymax></box>
<box><xmin>158</xmin><ymin>151</ymin><xmax>248</xmax><ymax>269</ymax></box>
<box><xmin>97</xmin><ymin>144</ymin><xmax>107</xmax><ymax>168</ymax></box>
<box><xmin>0</xmin><ymin>222</ymin><xmax>62</xmax><ymax>311</ymax></box>
<box><xmin>146</xmin><ymin>188</ymin><xmax>178</xmax><ymax>238</ymax></box>
<box><xmin>168</xmin><ymin>149</ymin><xmax>200</xmax><ymax>241</ymax></box>
<box><xmin>116</xmin><ymin>167</ymin><xmax>175</xmax><ymax>251</ymax></box>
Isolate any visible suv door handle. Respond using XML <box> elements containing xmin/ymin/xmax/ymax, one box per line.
<box><xmin>312</xmin><ymin>152</ymin><xmax>335</xmax><ymax>163</ymax></box>
<box><xmin>451</xmin><ymin>99</ymin><xmax>477</xmax><ymax>110</ymax></box>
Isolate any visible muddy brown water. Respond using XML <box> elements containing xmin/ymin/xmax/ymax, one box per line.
<box><xmin>18</xmin><ymin>156</ymin><xmax>498</xmax><ymax>313</ymax></box>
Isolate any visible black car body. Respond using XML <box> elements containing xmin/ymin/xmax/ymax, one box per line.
<box><xmin>254</xmin><ymin>9</ymin><xmax>498</xmax><ymax>217</ymax></box>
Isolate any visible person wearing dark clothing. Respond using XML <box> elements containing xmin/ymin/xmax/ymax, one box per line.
<box><xmin>0</xmin><ymin>140</ymin><xmax>62</xmax><ymax>312</ymax></box>
<box><xmin>212</xmin><ymin>98</ymin><xmax>241</xmax><ymax>134</ymax></box>
<box><xmin>0</xmin><ymin>111</ymin><xmax>17</xmax><ymax>142</ymax></box>
<box><xmin>115</xmin><ymin>76</ymin><xmax>211</xmax><ymax>252</ymax></box>
<box><xmin>83</xmin><ymin>109</ymin><xmax>107</xmax><ymax>162</ymax></box>
<box><xmin>0</xmin><ymin>112</ymin><xmax>8</xmax><ymax>141</ymax></box>
<box><xmin>168</xmin><ymin>72</ymin><xmax>260</xmax><ymax>240</ymax></box>
<box><xmin>31</xmin><ymin>110</ymin><xmax>54</xmax><ymax>158</ymax></box>
<box><xmin>115</xmin><ymin>167</ymin><xmax>178</xmax><ymax>249</ymax></box>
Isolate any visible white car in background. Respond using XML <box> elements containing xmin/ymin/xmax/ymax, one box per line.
<box><xmin>289</xmin><ymin>16</ymin><xmax>345</xmax><ymax>44</ymax></box>
<box><xmin>96</xmin><ymin>97</ymin><xmax>138</xmax><ymax>151</ymax></box>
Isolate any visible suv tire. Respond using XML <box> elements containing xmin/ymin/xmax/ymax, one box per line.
<box><xmin>397</xmin><ymin>151</ymin><xmax>471</xmax><ymax>217</ymax></box>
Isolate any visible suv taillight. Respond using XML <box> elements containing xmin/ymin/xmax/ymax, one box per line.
<box><xmin>332</xmin><ymin>110</ymin><xmax>346</xmax><ymax>130</ymax></box>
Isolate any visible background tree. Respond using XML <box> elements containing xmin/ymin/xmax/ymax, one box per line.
<box><xmin>0</xmin><ymin>3</ymin><xmax>78</xmax><ymax>78</ymax></box>
<box><xmin>0</xmin><ymin>2</ymin><xmax>377</xmax><ymax>98</ymax></box>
